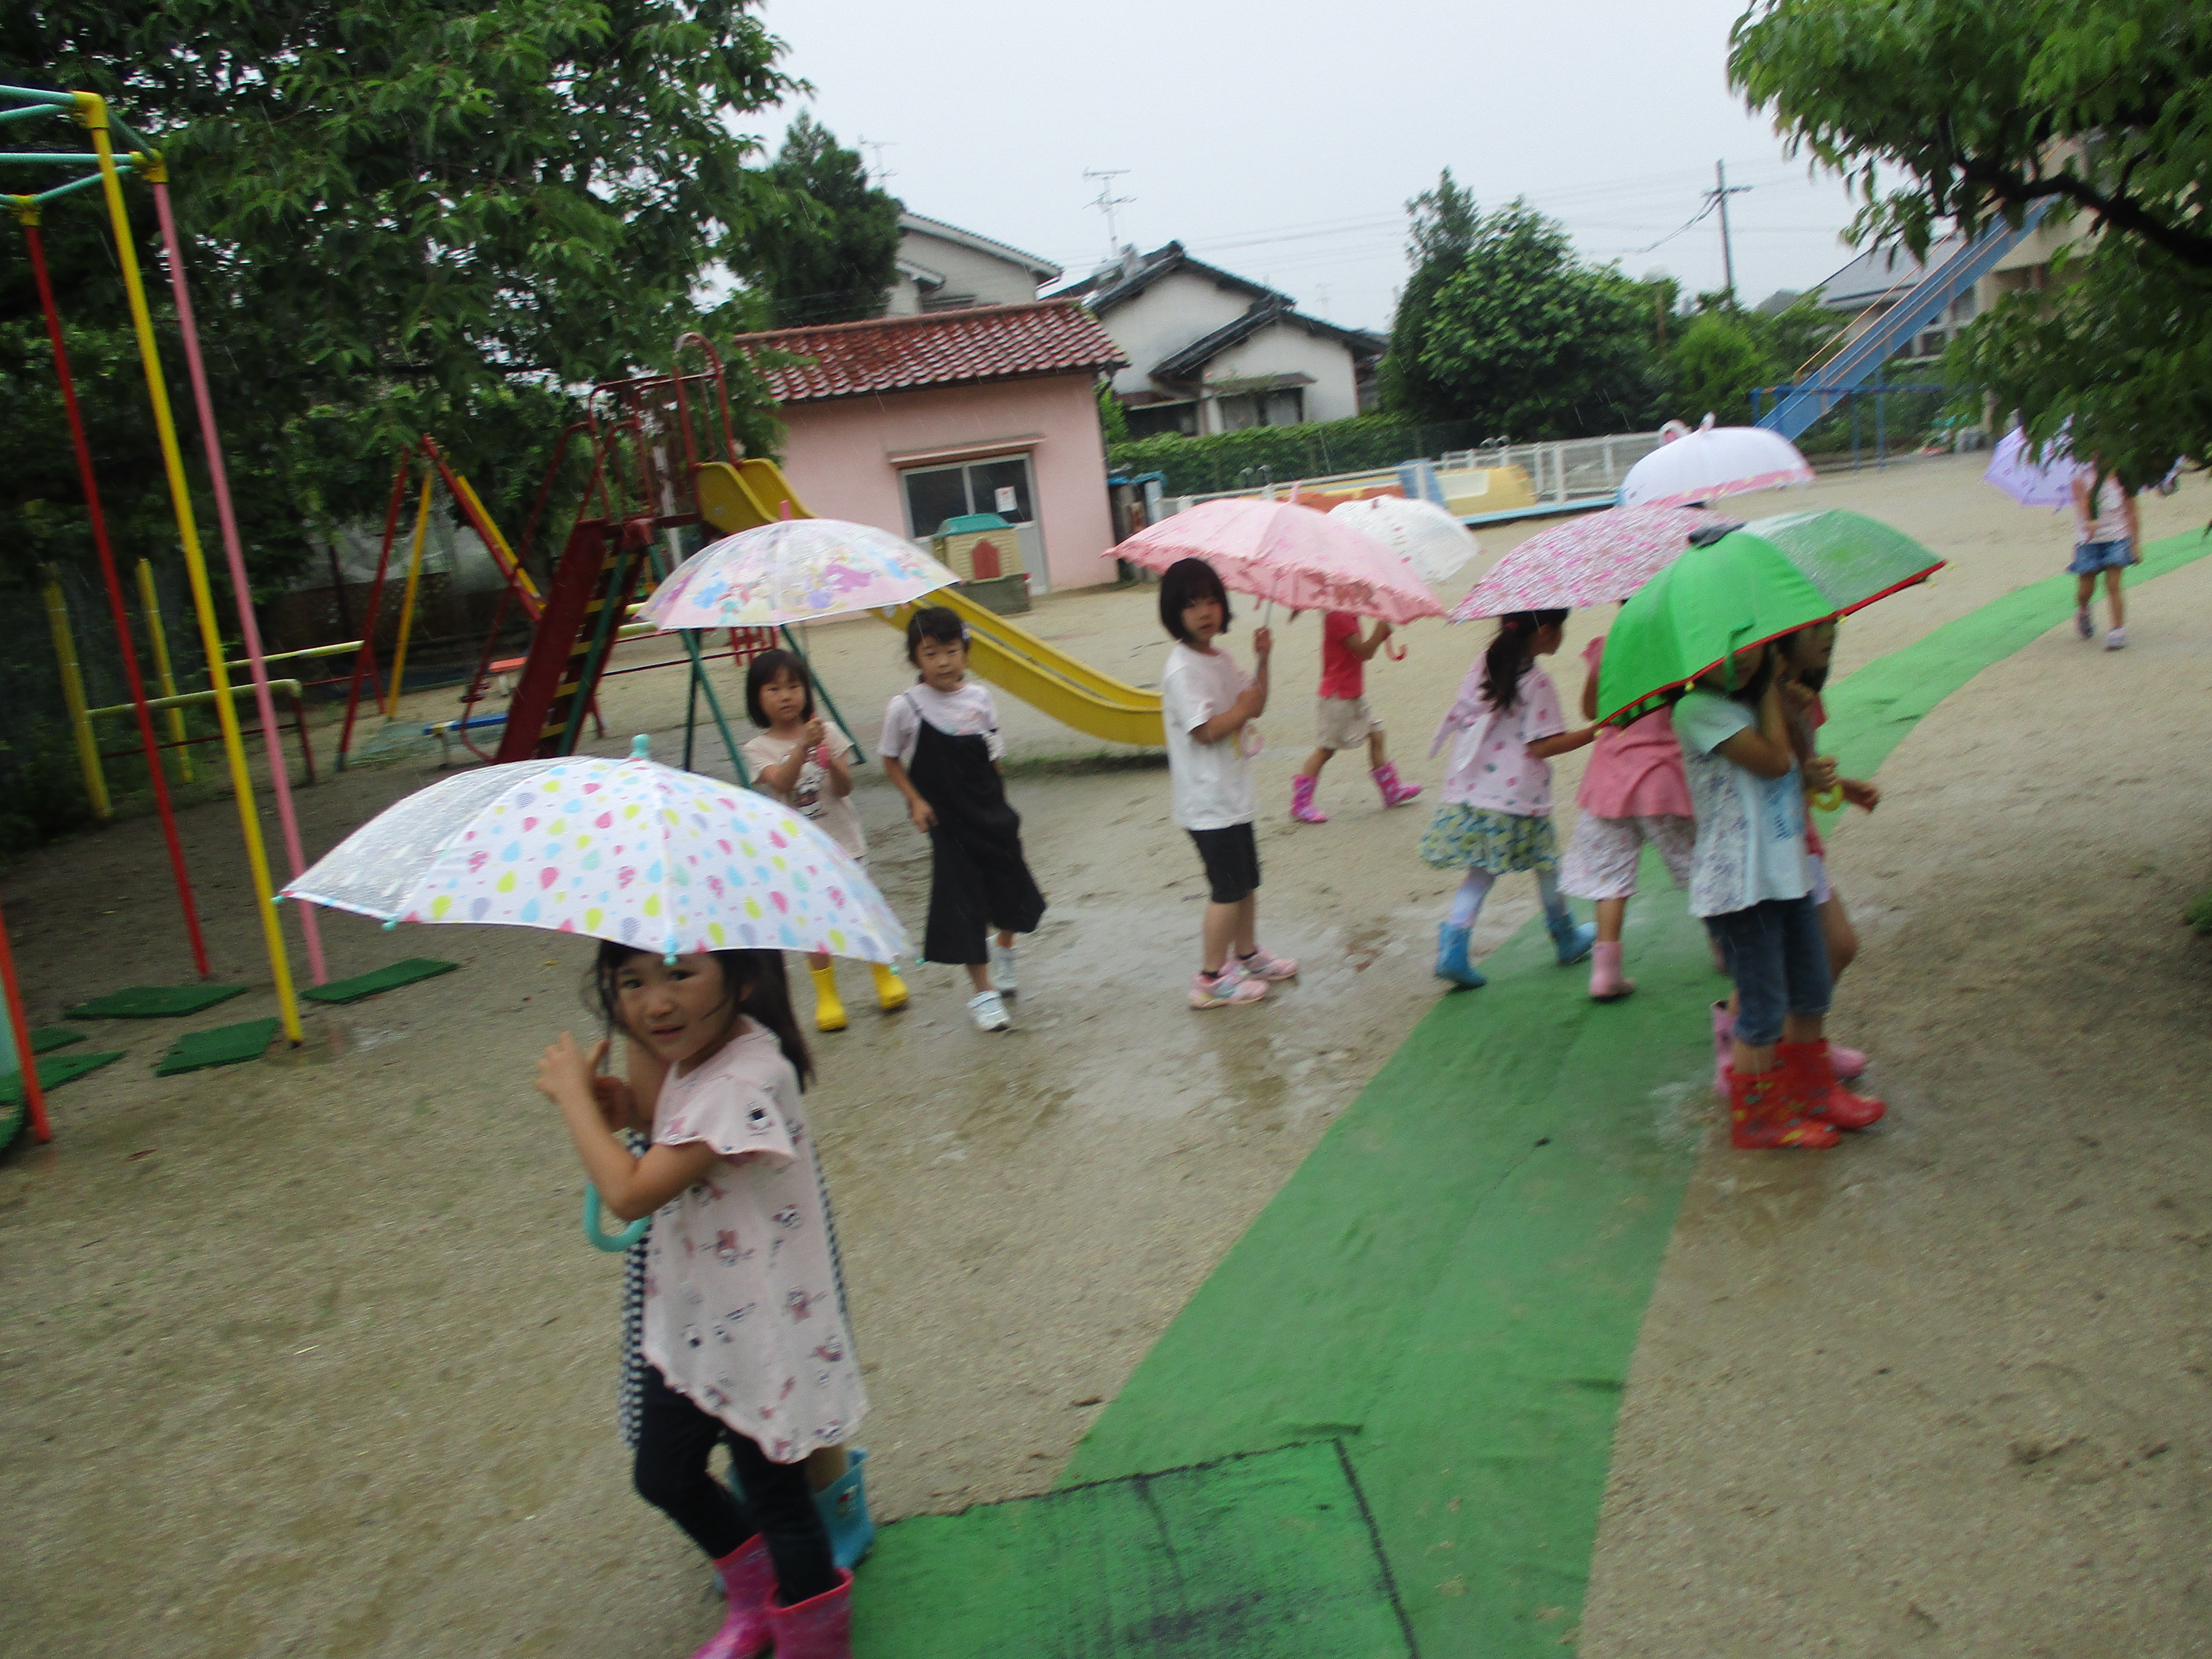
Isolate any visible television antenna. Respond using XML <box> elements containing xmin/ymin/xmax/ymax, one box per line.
<box><xmin>1083</xmin><ymin>168</ymin><xmax>1135</xmax><ymax>253</ymax></box>
<box><xmin>857</xmin><ymin>136</ymin><xmax>897</xmax><ymax>188</ymax></box>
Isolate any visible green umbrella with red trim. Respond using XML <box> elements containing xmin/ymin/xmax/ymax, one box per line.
<box><xmin>1595</xmin><ymin>509</ymin><xmax>1943</xmax><ymax>724</ymax></box>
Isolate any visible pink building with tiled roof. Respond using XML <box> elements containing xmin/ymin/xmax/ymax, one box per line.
<box><xmin>732</xmin><ymin>300</ymin><xmax>1127</xmax><ymax>594</ymax></box>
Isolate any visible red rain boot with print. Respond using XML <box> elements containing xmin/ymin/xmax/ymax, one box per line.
<box><xmin>1779</xmin><ymin>1039</ymin><xmax>1885</xmax><ymax>1130</ymax></box>
<box><xmin>1370</xmin><ymin>760</ymin><xmax>1422</xmax><ymax>807</ymax></box>
<box><xmin>1727</xmin><ymin>1064</ymin><xmax>1839</xmax><ymax>1151</ymax></box>
<box><xmin>694</xmin><ymin>1537</ymin><xmax>773</xmax><ymax>1659</ymax></box>
<box><xmin>1290</xmin><ymin>773</ymin><xmax>1328</xmax><ymax>823</ymax></box>
<box><xmin>764</xmin><ymin>1568</ymin><xmax>853</xmax><ymax>1659</ymax></box>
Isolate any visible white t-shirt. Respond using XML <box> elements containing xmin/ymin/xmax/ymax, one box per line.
<box><xmin>742</xmin><ymin>730</ymin><xmax>865</xmax><ymax>861</ymax></box>
<box><xmin>1672</xmin><ymin>689</ymin><xmax>1813</xmax><ymax>918</ymax></box>
<box><xmin>642</xmin><ymin>1021</ymin><xmax>869</xmax><ymax>1461</ymax></box>
<box><xmin>878</xmin><ymin>682</ymin><xmax>1006</xmax><ymax>767</ymax></box>
<box><xmin>1159</xmin><ymin>642</ymin><xmax>1258</xmax><ymax>830</ymax></box>
<box><xmin>1435</xmin><ymin>664</ymin><xmax>1567</xmax><ymax>815</ymax></box>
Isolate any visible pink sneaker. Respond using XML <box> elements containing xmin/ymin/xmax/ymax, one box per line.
<box><xmin>1190</xmin><ymin>966</ymin><xmax>1268</xmax><ymax>1009</ymax></box>
<box><xmin>1291</xmin><ymin>774</ymin><xmax>1328</xmax><ymax>823</ymax></box>
<box><xmin>1237</xmin><ymin>946</ymin><xmax>1300</xmax><ymax>981</ymax></box>
<box><xmin>1829</xmin><ymin>1040</ymin><xmax>1869</xmax><ymax>1079</ymax></box>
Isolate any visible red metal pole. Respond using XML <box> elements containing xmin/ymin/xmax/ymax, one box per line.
<box><xmin>0</xmin><ymin>898</ymin><xmax>52</xmax><ymax>1145</ymax></box>
<box><xmin>338</xmin><ymin>447</ymin><xmax>412</xmax><ymax>769</ymax></box>
<box><xmin>20</xmin><ymin>209</ymin><xmax>212</xmax><ymax>978</ymax></box>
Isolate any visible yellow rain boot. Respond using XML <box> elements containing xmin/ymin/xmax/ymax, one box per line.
<box><xmin>870</xmin><ymin>960</ymin><xmax>909</xmax><ymax>1013</ymax></box>
<box><xmin>810</xmin><ymin>965</ymin><xmax>848</xmax><ymax>1033</ymax></box>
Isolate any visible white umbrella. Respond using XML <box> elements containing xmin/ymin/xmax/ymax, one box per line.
<box><xmin>644</xmin><ymin>517</ymin><xmax>958</xmax><ymax>629</ymax></box>
<box><xmin>1329</xmin><ymin>495</ymin><xmax>1481</xmax><ymax>587</ymax></box>
<box><xmin>1619</xmin><ymin>415</ymin><xmax>1814</xmax><ymax>509</ymax></box>
<box><xmin>1982</xmin><ymin>425</ymin><xmax>2078</xmax><ymax>510</ymax></box>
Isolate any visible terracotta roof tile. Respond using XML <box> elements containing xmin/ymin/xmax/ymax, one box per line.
<box><xmin>733</xmin><ymin>301</ymin><xmax>1127</xmax><ymax>404</ymax></box>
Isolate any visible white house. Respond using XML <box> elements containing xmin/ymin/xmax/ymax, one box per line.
<box><xmin>884</xmin><ymin>212</ymin><xmax>1063</xmax><ymax>315</ymax></box>
<box><xmin>1050</xmin><ymin>243</ymin><xmax>1384</xmax><ymax>438</ymax></box>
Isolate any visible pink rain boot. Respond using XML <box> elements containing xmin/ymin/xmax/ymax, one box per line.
<box><xmin>1370</xmin><ymin>761</ymin><xmax>1422</xmax><ymax>807</ymax></box>
<box><xmin>696</xmin><ymin>1537</ymin><xmax>773</xmax><ymax>1659</ymax></box>
<box><xmin>1291</xmin><ymin>774</ymin><xmax>1328</xmax><ymax>823</ymax></box>
<box><xmin>1588</xmin><ymin>941</ymin><xmax>1634</xmax><ymax>1001</ymax></box>
<box><xmin>764</xmin><ymin>1568</ymin><xmax>853</xmax><ymax>1659</ymax></box>
<box><xmin>1828</xmin><ymin>1040</ymin><xmax>1869</xmax><ymax>1080</ymax></box>
<box><xmin>1711</xmin><ymin>1000</ymin><xmax>1734</xmax><ymax>1095</ymax></box>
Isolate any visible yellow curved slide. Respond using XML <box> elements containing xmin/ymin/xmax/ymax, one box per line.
<box><xmin>695</xmin><ymin>459</ymin><xmax>1164</xmax><ymax>747</ymax></box>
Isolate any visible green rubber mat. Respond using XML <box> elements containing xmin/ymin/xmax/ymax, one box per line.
<box><xmin>66</xmin><ymin>984</ymin><xmax>249</xmax><ymax>1021</ymax></box>
<box><xmin>0</xmin><ymin>1046</ymin><xmax>125</xmax><ymax>1104</ymax></box>
<box><xmin>30</xmin><ymin>1027</ymin><xmax>85</xmax><ymax>1053</ymax></box>
<box><xmin>152</xmin><ymin>1018</ymin><xmax>279</xmax><ymax>1076</ymax></box>
<box><xmin>301</xmin><ymin>957</ymin><xmax>459</xmax><ymax>1005</ymax></box>
<box><xmin>852</xmin><ymin>1441</ymin><xmax>1413</xmax><ymax>1659</ymax></box>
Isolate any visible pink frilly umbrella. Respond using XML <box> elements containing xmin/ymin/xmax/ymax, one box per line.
<box><xmin>1983</xmin><ymin>425</ymin><xmax>2079</xmax><ymax>510</ymax></box>
<box><xmin>1449</xmin><ymin>504</ymin><xmax>1733</xmax><ymax>620</ymax></box>
<box><xmin>1618</xmin><ymin>414</ymin><xmax>1814</xmax><ymax>508</ymax></box>
<box><xmin>1106</xmin><ymin>498</ymin><xmax>1444</xmax><ymax>623</ymax></box>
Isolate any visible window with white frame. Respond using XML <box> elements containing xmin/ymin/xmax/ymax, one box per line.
<box><xmin>899</xmin><ymin>454</ymin><xmax>1036</xmax><ymax>539</ymax></box>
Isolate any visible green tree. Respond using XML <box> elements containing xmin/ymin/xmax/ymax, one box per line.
<box><xmin>1379</xmin><ymin>169</ymin><xmax>1480</xmax><ymax>419</ymax></box>
<box><xmin>1729</xmin><ymin>0</ymin><xmax>2212</xmax><ymax>487</ymax></box>
<box><xmin>1400</xmin><ymin>200</ymin><xmax>1665</xmax><ymax>439</ymax></box>
<box><xmin>1668</xmin><ymin>310</ymin><xmax>1776</xmax><ymax>428</ymax></box>
<box><xmin>746</xmin><ymin>114</ymin><xmax>903</xmax><ymax>328</ymax></box>
<box><xmin>0</xmin><ymin>0</ymin><xmax>799</xmax><ymax>590</ymax></box>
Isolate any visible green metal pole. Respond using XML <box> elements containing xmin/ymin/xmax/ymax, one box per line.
<box><xmin>778</xmin><ymin>624</ymin><xmax>868</xmax><ymax>764</ymax></box>
<box><xmin>678</xmin><ymin>627</ymin><xmax>749</xmax><ymax>784</ymax></box>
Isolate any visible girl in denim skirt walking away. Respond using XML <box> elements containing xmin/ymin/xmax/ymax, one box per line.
<box><xmin>2070</xmin><ymin>459</ymin><xmax>2140</xmax><ymax>650</ymax></box>
<box><xmin>1421</xmin><ymin>610</ymin><xmax>1598</xmax><ymax>988</ymax></box>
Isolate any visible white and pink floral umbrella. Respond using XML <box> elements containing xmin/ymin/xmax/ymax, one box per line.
<box><xmin>1449</xmin><ymin>504</ymin><xmax>1733</xmax><ymax>620</ymax></box>
<box><xmin>1107</xmin><ymin>498</ymin><xmax>1445</xmax><ymax>623</ymax></box>
<box><xmin>283</xmin><ymin>740</ymin><xmax>907</xmax><ymax>963</ymax></box>
<box><xmin>1982</xmin><ymin>425</ymin><xmax>2078</xmax><ymax>510</ymax></box>
<box><xmin>644</xmin><ymin>517</ymin><xmax>957</xmax><ymax>629</ymax></box>
<box><xmin>1618</xmin><ymin>415</ymin><xmax>1814</xmax><ymax>508</ymax></box>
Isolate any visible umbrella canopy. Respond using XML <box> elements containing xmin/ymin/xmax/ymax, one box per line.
<box><xmin>1107</xmin><ymin>498</ymin><xmax>1445</xmax><ymax>623</ymax></box>
<box><xmin>1618</xmin><ymin>416</ymin><xmax>1814</xmax><ymax>509</ymax></box>
<box><xmin>283</xmin><ymin>742</ymin><xmax>906</xmax><ymax>962</ymax></box>
<box><xmin>1449</xmin><ymin>504</ymin><xmax>1732</xmax><ymax>620</ymax></box>
<box><xmin>1983</xmin><ymin>425</ymin><xmax>2078</xmax><ymax>510</ymax></box>
<box><xmin>1595</xmin><ymin>514</ymin><xmax>1943</xmax><ymax>723</ymax></box>
<box><xmin>644</xmin><ymin>517</ymin><xmax>958</xmax><ymax>630</ymax></box>
<box><xmin>1328</xmin><ymin>495</ymin><xmax>1480</xmax><ymax>587</ymax></box>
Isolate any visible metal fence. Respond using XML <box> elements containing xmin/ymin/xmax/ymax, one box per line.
<box><xmin>1167</xmin><ymin>428</ymin><xmax>1670</xmax><ymax>517</ymax></box>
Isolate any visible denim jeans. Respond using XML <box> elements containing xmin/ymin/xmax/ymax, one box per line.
<box><xmin>1708</xmin><ymin>893</ymin><xmax>1832</xmax><ymax>1048</ymax></box>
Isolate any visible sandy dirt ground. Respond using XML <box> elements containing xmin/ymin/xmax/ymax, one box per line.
<box><xmin>1</xmin><ymin>454</ymin><xmax>2205</xmax><ymax>1656</ymax></box>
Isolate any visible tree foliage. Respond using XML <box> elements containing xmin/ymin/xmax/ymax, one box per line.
<box><xmin>0</xmin><ymin>0</ymin><xmax>801</xmax><ymax>591</ymax></box>
<box><xmin>1386</xmin><ymin>197</ymin><xmax>1666</xmax><ymax>440</ymax></box>
<box><xmin>746</xmin><ymin>114</ymin><xmax>902</xmax><ymax>328</ymax></box>
<box><xmin>1730</xmin><ymin>0</ymin><xmax>2212</xmax><ymax>486</ymax></box>
<box><xmin>1378</xmin><ymin>170</ymin><xmax>1479</xmax><ymax>420</ymax></box>
<box><xmin>1668</xmin><ymin>311</ymin><xmax>1774</xmax><ymax>428</ymax></box>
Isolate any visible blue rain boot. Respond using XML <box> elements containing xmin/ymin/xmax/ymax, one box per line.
<box><xmin>1434</xmin><ymin>922</ymin><xmax>1485</xmax><ymax>988</ymax></box>
<box><xmin>815</xmin><ymin>1447</ymin><xmax>876</xmax><ymax>1571</ymax></box>
<box><xmin>1545</xmin><ymin>906</ymin><xmax>1597</xmax><ymax>966</ymax></box>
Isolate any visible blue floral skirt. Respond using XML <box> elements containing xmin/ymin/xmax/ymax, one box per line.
<box><xmin>1419</xmin><ymin>804</ymin><xmax>1559</xmax><ymax>874</ymax></box>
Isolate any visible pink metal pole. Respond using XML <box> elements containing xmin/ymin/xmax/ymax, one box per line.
<box><xmin>148</xmin><ymin>174</ymin><xmax>328</xmax><ymax>983</ymax></box>
<box><xmin>0</xmin><ymin>899</ymin><xmax>52</xmax><ymax>1144</ymax></box>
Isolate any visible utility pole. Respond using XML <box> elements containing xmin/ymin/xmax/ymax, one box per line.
<box><xmin>1083</xmin><ymin>168</ymin><xmax>1135</xmax><ymax>257</ymax></box>
<box><xmin>1707</xmin><ymin>160</ymin><xmax>1752</xmax><ymax>302</ymax></box>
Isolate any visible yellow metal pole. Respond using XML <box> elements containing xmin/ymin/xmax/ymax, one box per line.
<box><xmin>383</xmin><ymin>471</ymin><xmax>435</xmax><ymax>719</ymax></box>
<box><xmin>82</xmin><ymin>95</ymin><xmax>301</xmax><ymax>1040</ymax></box>
<box><xmin>134</xmin><ymin>557</ymin><xmax>194</xmax><ymax>782</ymax></box>
<box><xmin>43</xmin><ymin>572</ymin><xmax>111</xmax><ymax>820</ymax></box>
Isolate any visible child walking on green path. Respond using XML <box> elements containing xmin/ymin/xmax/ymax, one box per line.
<box><xmin>1290</xmin><ymin>610</ymin><xmax>1422</xmax><ymax>822</ymax></box>
<box><xmin>537</xmin><ymin>945</ymin><xmax>862</xmax><ymax>1659</ymax></box>
<box><xmin>879</xmin><ymin>608</ymin><xmax>1045</xmax><ymax>1034</ymax></box>
<box><xmin>1158</xmin><ymin>557</ymin><xmax>1300</xmax><ymax>1009</ymax></box>
<box><xmin>2071</xmin><ymin>459</ymin><xmax>2141</xmax><ymax>650</ymax></box>
<box><xmin>1422</xmin><ymin>609</ymin><xmax>1598</xmax><ymax>988</ymax></box>
<box><xmin>742</xmin><ymin>649</ymin><xmax>907</xmax><ymax>1033</ymax></box>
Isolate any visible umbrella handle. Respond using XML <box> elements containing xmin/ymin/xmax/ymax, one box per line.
<box><xmin>583</xmin><ymin>1183</ymin><xmax>650</xmax><ymax>1252</ymax></box>
<box><xmin>1810</xmin><ymin>784</ymin><xmax>1844</xmax><ymax>814</ymax></box>
<box><xmin>1385</xmin><ymin>639</ymin><xmax>1407</xmax><ymax>662</ymax></box>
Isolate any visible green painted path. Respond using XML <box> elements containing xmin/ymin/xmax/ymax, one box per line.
<box><xmin>855</xmin><ymin>532</ymin><xmax>2210</xmax><ymax>1658</ymax></box>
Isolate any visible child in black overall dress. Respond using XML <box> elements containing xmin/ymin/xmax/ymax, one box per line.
<box><xmin>879</xmin><ymin>606</ymin><xmax>1046</xmax><ymax>1032</ymax></box>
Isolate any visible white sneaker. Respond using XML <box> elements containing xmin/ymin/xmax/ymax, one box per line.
<box><xmin>967</xmin><ymin>990</ymin><xmax>1010</xmax><ymax>1032</ymax></box>
<box><xmin>2105</xmin><ymin>626</ymin><xmax>2127</xmax><ymax>650</ymax></box>
<box><xmin>989</xmin><ymin>939</ymin><xmax>1018</xmax><ymax>997</ymax></box>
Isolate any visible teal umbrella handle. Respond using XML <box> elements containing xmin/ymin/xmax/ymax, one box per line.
<box><xmin>583</xmin><ymin>1183</ymin><xmax>650</xmax><ymax>1252</ymax></box>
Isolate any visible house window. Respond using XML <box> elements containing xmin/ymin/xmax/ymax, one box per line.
<box><xmin>1214</xmin><ymin>388</ymin><xmax>1305</xmax><ymax>431</ymax></box>
<box><xmin>900</xmin><ymin>454</ymin><xmax>1036</xmax><ymax>538</ymax></box>
<box><xmin>1124</xmin><ymin>401</ymin><xmax>1199</xmax><ymax>439</ymax></box>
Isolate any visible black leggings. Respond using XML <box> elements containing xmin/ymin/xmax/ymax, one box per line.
<box><xmin>632</xmin><ymin>1364</ymin><xmax>837</xmax><ymax>1605</ymax></box>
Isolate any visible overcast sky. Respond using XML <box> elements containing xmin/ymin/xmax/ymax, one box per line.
<box><xmin>750</xmin><ymin>0</ymin><xmax>1869</xmax><ymax>333</ymax></box>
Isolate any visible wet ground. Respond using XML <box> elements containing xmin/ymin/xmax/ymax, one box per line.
<box><xmin>3</xmin><ymin>454</ymin><xmax>2207</xmax><ymax>1655</ymax></box>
